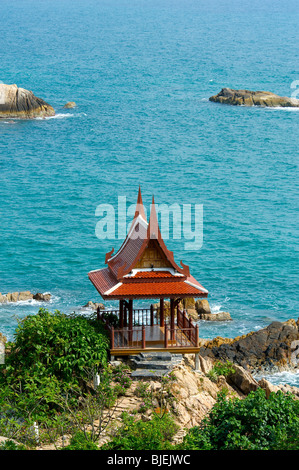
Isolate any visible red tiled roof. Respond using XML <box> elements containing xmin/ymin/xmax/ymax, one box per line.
<box><xmin>108</xmin><ymin>280</ymin><xmax>207</xmax><ymax>298</ymax></box>
<box><xmin>107</xmin><ymin>220</ymin><xmax>147</xmax><ymax>278</ymax></box>
<box><xmin>88</xmin><ymin>268</ymin><xmax>118</xmax><ymax>294</ymax></box>
<box><xmin>133</xmin><ymin>271</ymin><xmax>175</xmax><ymax>279</ymax></box>
<box><xmin>88</xmin><ymin>188</ymin><xmax>208</xmax><ymax>300</ymax></box>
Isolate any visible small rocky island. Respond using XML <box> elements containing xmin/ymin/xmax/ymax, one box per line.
<box><xmin>209</xmin><ymin>88</ymin><xmax>299</xmax><ymax>107</ymax></box>
<box><xmin>0</xmin><ymin>291</ymin><xmax>51</xmax><ymax>303</ymax></box>
<box><xmin>0</xmin><ymin>84</ymin><xmax>55</xmax><ymax>119</ymax></box>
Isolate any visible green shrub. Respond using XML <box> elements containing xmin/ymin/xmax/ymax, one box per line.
<box><xmin>0</xmin><ymin>440</ymin><xmax>27</xmax><ymax>450</ymax></box>
<box><xmin>101</xmin><ymin>412</ymin><xmax>178</xmax><ymax>450</ymax></box>
<box><xmin>112</xmin><ymin>363</ymin><xmax>132</xmax><ymax>391</ymax></box>
<box><xmin>4</xmin><ymin>308</ymin><xmax>109</xmax><ymax>383</ymax></box>
<box><xmin>61</xmin><ymin>431</ymin><xmax>99</xmax><ymax>450</ymax></box>
<box><xmin>207</xmin><ymin>360</ymin><xmax>235</xmax><ymax>383</ymax></box>
<box><xmin>179</xmin><ymin>388</ymin><xmax>299</xmax><ymax>450</ymax></box>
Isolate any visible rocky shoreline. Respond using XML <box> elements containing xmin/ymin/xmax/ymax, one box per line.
<box><xmin>209</xmin><ymin>87</ymin><xmax>299</xmax><ymax>107</ymax></box>
<box><xmin>199</xmin><ymin>318</ymin><xmax>299</xmax><ymax>375</ymax></box>
<box><xmin>0</xmin><ymin>291</ymin><xmax>51</xmax><ymax>303</ymax></box>
<box><xmin>0</xmin><ymin>84</ymin><xmax>55</xmax><ymax>119</ymax></box>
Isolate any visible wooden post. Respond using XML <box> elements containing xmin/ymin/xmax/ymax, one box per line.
<box><xmin>188</xmin><ymin>316</ymin><xmax>193</xmax><ymax>341</ymax></box>
<box><xmin>150</xmin><ymin>304</ymin><xmax>154</xmax><ymax>326</ymax></box>
<box><xmin>111</xmin><ymin>327</ymin><xmax>115</xmax><ymax>350</ymax></box>
<box><xmin>183</xmin><ymin>310</ymin><xmax>188</xmax><ymax>330</ymax></box>
<box><xmin>170</xmin><ymin>299</ymin><xmax>175</xmax><ymax>340</ymax></box>
<box><xmin>119</xmin><ymin>300</ymin><xmax>124</xmax><ymax>328</ymax></box>
<box><xmin>124</xmin><ymin>306</ymin><xmax>127</xmax><ymax>327</ymax></box>
<box><xmin>164</xmin><ymin>325</ymin><xmax>168</xmax><ymax>348</ymax></box>
<box><xmin>97</xmin><ymin>306</ymin><xmax>100</xmax><ymax>321</ymax></box>
<box><xmin>142</xmin><ymin>326</ymin><xmax>146</xmax><ymax>349</ymax></box>
<box><xmin>128</xmin><ymin>299</ymin><xmax>133</xmax><ymax>343</ymax></box>
<box><xmin>160</xmin><ymin>298</ymin><xmax>164</xmax><ymax>327</ymax></box>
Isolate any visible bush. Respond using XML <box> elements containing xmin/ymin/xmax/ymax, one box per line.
<box><xmin>61</xmin><ymin>431</ymin><xmax>99</xmax><ymax>450</ymax></box>
<box><xmin>179</xmin><ymin>388</ymin><xmax>299</xmax><ymax>450</ymax></box>
<box><xmin>0</xmin><ymin>440</ymin><xmax>27</xmax><ymax>450</ymax></box>
<box><xmin>101</xmin><ymin>412</ymin><xmax>178</xmax><ymax>450</ymax></box>
<box><xmin>207</xmin><ymin>360</ymin><xmax>235</xmax><ymax>383</ymax></box>
<box><xmin>4</xmin><ymin>308</ymin><xmax>109</xmax><ymax>383</ymax></box>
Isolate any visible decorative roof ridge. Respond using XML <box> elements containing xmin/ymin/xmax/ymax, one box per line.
<box><xmin>147</xmin><ymin>196</ymin><xmax>190</xmax><ymax>277</ymax></box>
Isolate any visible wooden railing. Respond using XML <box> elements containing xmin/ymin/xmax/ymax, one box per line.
<box><xmin>98</xmin><ymin>306</ymin><xmax>199</xmax><ymax>350</ymax></box>
<box><xmin>97</xmin><ymin>306</ymin><xmax>158</xmax><ymax>327</ymax></box>
<box><xmin>176</xmin><ymin>308</ymin><xmax>199</xmax><ymax>347</ymax></box>
<box><xmin>111</xmin><ymin>326</ymin><xmax>146</xmax><ymax>349</ymax></box>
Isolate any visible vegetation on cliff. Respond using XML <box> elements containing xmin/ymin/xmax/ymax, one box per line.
<box><xmin>179</xmin><ymin>388</ymin><xmax>299</xmax><ymax>450</ymax></box>
<box><xmin>0</xmin><ymin>309</ymin><xmax>298</xmax><ymax>450</ymax></box>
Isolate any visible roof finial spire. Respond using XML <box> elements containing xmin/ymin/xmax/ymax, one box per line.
<box><xmin>148</xmin><ymin>195</ymin><xmax>159</xmax><ymax>239</ymax></box>
<box><xmin>134</xmin><ymin>185</ymin><xmax>147</xmax><ymax>221</ymax></box>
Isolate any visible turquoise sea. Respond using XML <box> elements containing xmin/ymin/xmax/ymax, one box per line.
<box><xmin>0</xmin><ymin>0</ymin><xmax>298</xmax><ymax>385</ymax></box>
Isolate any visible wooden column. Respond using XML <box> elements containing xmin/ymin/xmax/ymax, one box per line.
<box><xmin>170</xmin><ymin>298</ymin><xmax>175</xmax><ymax>340</ymax></box>
<box><xmin>160</xmin><ymin>298</ymin><xmax>164</xmax><ymax>327</ymax></box>
<box><xmin>119</xmin><ymin>300</ymin><xmax>124</xmax><ymax>328</ymax></box>
<box><xmin>150</xmin><ymin>304</ymin><xmax>154</xmax><ymax>326</ymax></box>
<box><xmin>124</xmin><ymin>306</ymin><xmax>127</xmax><ymax>327</ymax></box>
<box><xmin>128</xmin><ymin>299</ymin><xmax>133</xmax><ymax>343</ymax></box>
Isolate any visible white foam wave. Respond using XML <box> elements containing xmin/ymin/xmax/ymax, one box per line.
<box><xmin>35</xmin><ymin>113</ymin><xmax>73</xmax><ymax>120</ymax></box>
<box><xmin>210</xmin><ymin>304</ymin><xmax>222</xmax><ymax>313</ymax></box>
<box><xmin>255</xmin><ymin>370</ymin><xmax>299</xmax><ymax>387</ymax></box>
<box><xmin>36</xmin><ymin>112</ymin><xmax>87</xmax><ymax>120</ymax></box>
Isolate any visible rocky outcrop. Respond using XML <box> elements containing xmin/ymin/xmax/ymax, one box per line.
<box><xmin>199</xmin><ymin>319</ymin><xmax>299</xmax><ymax>372</ymax></box>
<box><xmin>196</xmin><ymin>299</ymin><xmax>211</xmax><ymax>314</ymax></box>
<box><xmin>83</xmin><ymin>301</ymin><xmax>105</xmax><ymax>310</ymax></box>
<box><xmin>0</xmin><ymin>84</ymin><xmax>55</xmax><ymax>119</ymax></box>
<box><xmin>171</xmin><ymin>364</ymin><xmax>231</xmax><ymax>428</ymax></box>
<box><xmin>33</xmin><ymin>293</ymin><xmax>51</xmax><ymax>302</ymax></box>
<box><xmin>63</xmin><ymin>101</ymin><xmax>76</xmax><ymax>109</ymax></box>
<box><xmin>199</xmin><ymin>311</ymin><xmax>232</xmax><ymax>321</ymax></box>
<box><xmin>0</xmin><ymin>291</ymin><xmax>51</xmax><ymax>303</ymax></box>
<box><xmin>226</xmin><ymin>364</ymin><xmax>259</xmax><ymax>395</ymax></box>
<box><xmin>209</xmin><ymin>88</ymin><xmax>299</xmax><ymax>107</ymax></box>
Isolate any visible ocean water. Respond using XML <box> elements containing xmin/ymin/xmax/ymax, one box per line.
<box><xmin>0</xmin><ymin>1</ymin><xmax>298</xmax><ymax>384</ymax></box>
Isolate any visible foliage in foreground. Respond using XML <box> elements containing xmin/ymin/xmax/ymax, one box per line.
<box><xmin>179</xmin><ymin>388</ymin><xmax>299</xmax><ymax>450</ymax></box>
<box><xmin>4</xmin><ymin>308</ymin><xmax>109</xmax><ymax>383</ymax></box>
<box><xmin>101</xmin><ymin>412</ymin><xmax>179</xmax><ymax>450</ymax></box>
<box><xmin>0</xmin><ymin>308</ymin><xmax>113</xmax><ymax>446</ymax></box>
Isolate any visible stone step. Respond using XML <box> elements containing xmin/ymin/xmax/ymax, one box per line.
<box><xmin>130</xmin><ymin>359</ymin><xmax>172</xmax><ymax>370</ymax></box>
<box><xmin>131</xmin><ymin>369</ymin><xmax>171</xmax><ymax>379</ymax></box>
<box><xmin>138</xmin><ymin>352</ymin><xmax>173</xmax><ymax>361</ymax></box>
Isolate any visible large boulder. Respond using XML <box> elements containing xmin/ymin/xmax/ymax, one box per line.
<box><xmin>83</xmin><ymin>301</ymin><xmax>105</xmax><ymax>310</ymax></box>
<box><xmin>199</xmin><ymin>311</ymin><xmax>232</xmax><ymax>321</ymax></box>
<box><xmin>18</xmin><ymin>291</ymin><xmax>34</xmax><ymax>301</ymax></box>
<box><xmin>0</xmin><ymin>84</ymin><xmax>55</xmax><ymax>118</ymax></box>
<box><xmin>195</xmin><ymin>299</ymin><xmax>211</xmax><ymax>314</ymax></box>
<box><xmin>33</xmin><ymin>293</ymin><xmax>51</xmax><ymax>302</ymax></box>
<box><xmin>209</xmin><ymin>88</ymin><xmax>299</xmax><ymax>107</ymax></box>
<box><xmin>200</xmin><ymin>319</ymin><xmax>299</xmax><ymax>372</ymax></box>
<box><xmin>227</xmin><ymin>364</ymin><xmax>259</xmax><ymax>395</ymax></box>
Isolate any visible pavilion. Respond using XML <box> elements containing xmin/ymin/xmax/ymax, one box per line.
<box><xmin>88</xmin><ymin>187</ymin><xmax>208</xmax><ymax>356</ymax></box>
